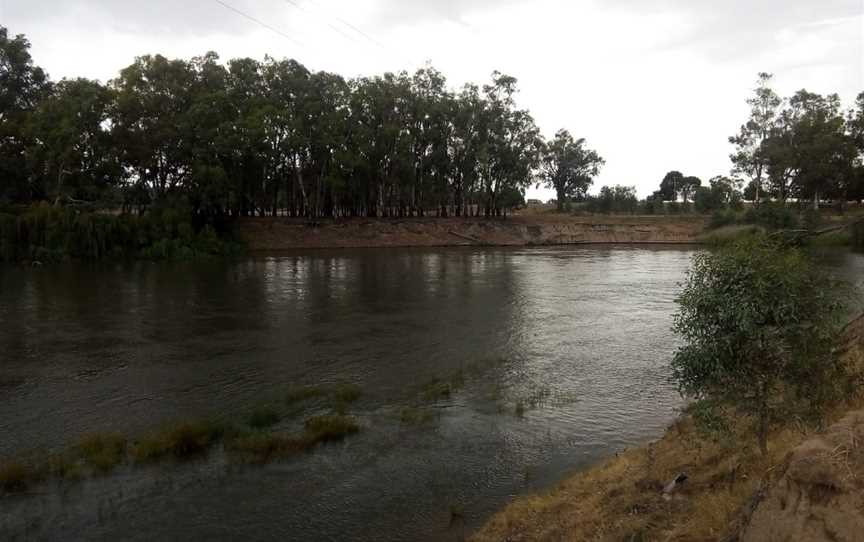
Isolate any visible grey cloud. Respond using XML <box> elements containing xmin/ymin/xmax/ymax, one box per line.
<box><xmin>600</xmin><ymin>0</ymin><xmax>861</xmax><ymax>60</ymax></box>
<box><xmin>3</xmin><ymin>0</ymin><xmax>271</xmax><ymax>36</ymax></box>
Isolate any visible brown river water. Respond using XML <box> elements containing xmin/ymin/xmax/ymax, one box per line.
<box><xmin>1</xmin><ymin>246</ymin><xmax>861</xmax><ymax>541</ymax></box>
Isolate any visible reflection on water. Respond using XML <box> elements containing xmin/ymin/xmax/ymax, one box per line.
<box><xmin>0</xmin><ymin>246</ymin><xmax>860</xmax><ymax>541</ymax></box>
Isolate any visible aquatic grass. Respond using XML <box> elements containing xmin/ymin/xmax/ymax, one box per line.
<box><xmin>247</xmin><ymin>405</ymin><xmax>281</xmax><ymax>429</ymax></box>
<box><xmin>132</xmin><ymin>420</ymin><xmax>221</xmax><ymax>462</ymax></box>
<box><xmin>0</xmin><ymin>460</ymin><xmax>36</xmax><ymax>493</ymax></box>
<box><xmin>302</xmin><ymin>415</ymin><xmax>360</xmax><ymax>444</ymax></box>
<box><xmin>331</xmin><ymin>383</ymin><xmax>362</xmax><ymax>404</ymax></box>
<box><xmin>75</xmin><ymin>433</ymin><xmax>127</xmax><ymax>472</ymax></box>
<box><xmin>224</xmin><ymin>432</ymin><xmax>300</xmax><ymax>464</ymax></box>
<box><xmin>399</xmin><ymin>406</ymin><xmax>438</xmax><ymax>426</ymax></box>
<box><xmin>46</xmin><ymin>453</ymin><xmax>83</xmax><ymax>481</ymax></box>
<box><xmin>284</xmin><ymin>385</ymin><xmax>329</xmax><ymax>406</ymax></box>
<box><xmin>514</xmin><ymin>400</ymin><xmax>526</xmax><ymax>417</ymax></box>
<box><xmin>421</xmin><ymin>379</ymin><xmax>454</xmax><ymax>401</ymax></box>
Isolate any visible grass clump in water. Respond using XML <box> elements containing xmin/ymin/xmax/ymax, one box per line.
<box><xmin>132</xmin><ymin>420</ymin><xmax>220</xmax><ymax>462</ymax></box>
<box><xmin>284</xmin><ymin>385</ymin><xmax>329</xmax><ymax>406</ymax></box>
<box><xmin>75</xmin><ymin>433</ymin><xmax>127</xmax><ymax>472</ymax></box>
<box><xmin>0</xmin><ymin>460</ymin><xmax>36</xmax><ymax>493</ymax></box>
<box><xmin>331</xmin><ymin>383</ymin><xmax>362</xmax><ymax>404</ymax></box>
<box><xmin>225</xmin><ymin>432</ymin><xmax>298</xmax><ymax>464</ymax></box>
<box><xmin>399</xmin><ymin>406</ymin><xmax>438</xmax><ymax>426</ymax></box>
<box><xmin>302</xmin><ymin>415</ymin><xmax>360</xmax><ymax>445</ymax></box>
<box><xmin>247</xmin><ymin>404</ymin><xmax>281</xmax><ymax>429</ymax></box>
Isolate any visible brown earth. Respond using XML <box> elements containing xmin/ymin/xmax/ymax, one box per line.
<box><xmin>470</xmin><ymin>315</ymin><xmax>864</xmax><ymax>542</ymax></box>
<box><xmin>237</xmin><ymin>215</ymin><xmax>707</xmax><ymax>251</ymax></box>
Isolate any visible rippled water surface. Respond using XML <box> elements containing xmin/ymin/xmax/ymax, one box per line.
<box><xmin>1</xmin><ymin>246</ymin><xmax>861</xmax><ymax>541</ymax></box>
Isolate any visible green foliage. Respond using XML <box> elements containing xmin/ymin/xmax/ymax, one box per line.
<box><xmin>684</xmin><ymin>399</ymin><xmax>730</xmax><ymax>439</ymax></box>
<box><xmin>586</xmin><ymin>185</ymin><xmax>638</xmax><ymax>214</ymax></box>
<box><xmin>672</xmin><ymin>237</ymin><xmax>847</xmax><ymax>453</ymax></box>
<box><xmin>539</xmin><ymin>130</ymin><xmax>604</xmax><ymax>211</ymax></box>
<box><xmin>0</xmin><ymin>204</ymin><xmax>241</xmax><ymax>262</ymax></box>
<box><xmin>708</xmin><ymin>209</ymin><xmax>738</xmax><ymax>229</ymax></box>
<box><xmin>741</xmin><ymin>204</ymin><xmax>798</xmax><ymax>230</ymax></box>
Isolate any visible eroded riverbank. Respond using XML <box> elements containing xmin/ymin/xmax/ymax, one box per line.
<box><xmin>239</xmin><ymin>215</ymin><xmax>707</xmax><ymax>251</ymax></box>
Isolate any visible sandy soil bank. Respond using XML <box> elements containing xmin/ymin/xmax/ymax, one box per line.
<box><xmin>237</xmin><ymin>215</ymin><xmax>707</xmax><ymax>251</ymax></box>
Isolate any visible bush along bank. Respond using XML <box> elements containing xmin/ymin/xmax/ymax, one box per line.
<box><xmin>700</xmin><ymin>204</ymin><xmax>864</xmax><ymax>248</ymax></box>
<box><xmin>0</xmin><ymin>204</ymin><xmax>244</xmax><ymax>263</ymax></box>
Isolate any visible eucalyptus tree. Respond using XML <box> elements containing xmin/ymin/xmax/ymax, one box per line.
<box><xmin>539</xmin><ymin>129</ymin><xmax>604</xmax><ymax>211</ymax></box>
<box><xmin>111</xmin><ymin>54</ymin><xmax>198</xmax><ymax>206</ymax></box>
<box><xmin>679</xmin><ymin>176</ymin><xmax>702</xmax><ymax>203</ymax></box>
<box><xmin>26</xmin><ymin>78</ymin><xmax>119</xmax><ymax>203</ymax></box>
<box><xmin>478</xmin><ymin>72</ymin><xmax>541</xmax><ymax>216</ymax></box>
<box><xmin>0</xmin><ymin>27</ymin><xmax>50</xmax><ymax>202</ymax></box>
<box><xmin>729</xmin><ymin>73</ymin><xmax>781</xmax><ymax>205</ymax></box>
<box><xmin>785</xmin><ymin>91</ymin><xmax>855</xmax><ymax>208</ymax></box>
<box><xmin>658</xmin><ymin>170</ymin><xmax>683</xmax><ymax>201</ymax></box>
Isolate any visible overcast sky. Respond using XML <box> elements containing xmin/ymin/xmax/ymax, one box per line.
<box><xmin>2</xmin><ymin>0</ymin><xmax>861</xmax><ymax>199</ymax></box>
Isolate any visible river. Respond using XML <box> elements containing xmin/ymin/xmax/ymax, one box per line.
<box><xmin>1</xmin><ymin>246</ymin><xmax>861</xmax><ymax>541</ymax></box>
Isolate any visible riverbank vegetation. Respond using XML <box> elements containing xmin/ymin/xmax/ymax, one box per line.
<box><xmin>3</xmin><ymin>27</ymin><xmax>862</xmax><ymax>259</ymax></box>
<box><xmin>472</xmin><ymin>243</ymin><xmax>864</xmax><ymax>541</ymax></box>
<box><xmin>672</xmin><ymin>237</ymin><xmax>848</xmax><ymax>454</ymax></box>
<box><xmin>0</xmin><ymin>204</ymin><xmax>243</xmax><ymax>262</ymax></box>
<box><xmin>0</xmin><ymin>25</ymin><xmax>594</xmax><ymax>224</ymax></box>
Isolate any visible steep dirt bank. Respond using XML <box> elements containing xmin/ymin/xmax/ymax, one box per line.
<box><xmin>471</xmin><ymin>316</ymin><xmax>864</xmax><ymax>542</ymax></box>
<box><xmin>238</xmin><ymin>215</ymin><xmax>707</xmax><ymax>251</ymax></box>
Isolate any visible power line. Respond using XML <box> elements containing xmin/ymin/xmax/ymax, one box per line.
<box><xmin>212</xmin><ymin>0</ymin><xmax>303</xmax><ymax>47</ymax></box>
<box><xmin>279</xmin><ymin>0</ymin><xmax>358</xmax><ymax>44</ymax></box>
<box><xmin>300</xmin><ymin>0</ymin><xmax>388</xmax><ymax>51</ymax></box>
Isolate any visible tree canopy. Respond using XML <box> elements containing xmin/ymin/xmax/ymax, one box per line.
<box><xmin>1</xmin><ymin>26</ymin><xmax>583</xmax><ymax>219</ymax></box>
<box><xmin>538</xmin><ymin>129</ymin><xmax>604</xmax><ymax>211</ymax></box>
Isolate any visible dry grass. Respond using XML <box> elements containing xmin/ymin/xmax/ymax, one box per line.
<box><xmin>471</xmin><ymin>320</ymin><xmax>864</xmax><ymax>542</ymax></box>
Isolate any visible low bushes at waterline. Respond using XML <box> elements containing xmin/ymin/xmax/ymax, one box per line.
<box><xmin>0</xmin><ymin>204</ymin><xmax>243</xmax><ymax>263</ymax></box>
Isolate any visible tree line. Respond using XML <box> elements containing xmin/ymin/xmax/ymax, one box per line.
<box><xmin>647</xmin><ymin>74</ymin><xmax>864</xmax><ymax>210</ymax></box>
<box><xmin>0</xmin><ymin>26</ymin><xmax>609</xmax><ymax>221</ymax></box>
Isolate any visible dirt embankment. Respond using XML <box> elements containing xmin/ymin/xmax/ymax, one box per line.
<box><xmin>471</xmin><ymin>316</ymin><xmax>864</xmax><ymax>542</ymax></box>
<box><xmin>238</xmin><ymin>215</ymin><xmax>706</xmax><ymax>251</ymax></box>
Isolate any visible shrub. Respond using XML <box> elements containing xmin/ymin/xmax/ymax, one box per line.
<box><xmin>741</xmin><ymin>204</ymin><xmax>798</xmax><ymax>230</ymax></box>
<box><xmin>708</xmin><ymin>209</ymin><xmax>737</xmax><ymax>230</ymax></box>
<box><xmin>672</xmin><ymin>236</ymin><xmax>846</xmax><ymax>454</ymax></box>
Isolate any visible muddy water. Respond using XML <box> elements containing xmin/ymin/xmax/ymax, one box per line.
<box><xmin>0</xmin><ymin>246</ymin><xmax>861</xmax><ymax>541</ymax></box>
